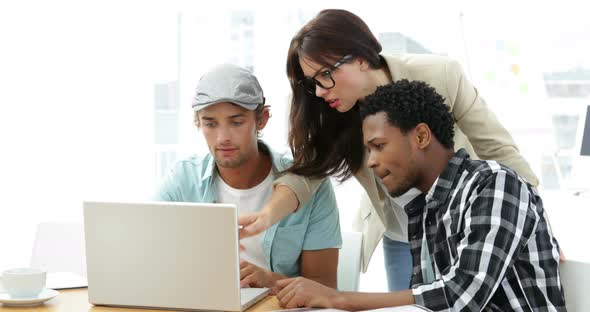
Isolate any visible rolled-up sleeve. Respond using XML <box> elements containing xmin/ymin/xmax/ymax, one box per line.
<box><xmin>274</xmin><ymin>173</ymin><xmax>324</xmax><ymax>209</ymax></box>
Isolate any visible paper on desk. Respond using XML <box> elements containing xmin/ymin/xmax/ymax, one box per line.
<box><xmin>272</xmin><ymin>309</ymin><xmax>343</xmax><ymax>312</ymax></box>
<box><xmin>361</xmin><ymin>306</ymin><xmax>432</xmax><ymax>312</ymax></box>
<box><xmin>272</xmin><ymin>305</ymin><xmax>431</xmax><ymax>312</ymax></box>
<box><xmin>46</xmin><ymin>272</ymin><xmax>88</xmax><ymax>289</ymax></box>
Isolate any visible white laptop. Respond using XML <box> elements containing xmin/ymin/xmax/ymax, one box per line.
<box><xmin>83</xmin><ymin>201</ymin><xmax>269</xmax><ymax>311</ymax></box>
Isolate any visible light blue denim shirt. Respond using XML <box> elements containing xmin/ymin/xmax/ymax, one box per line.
<box><xmin>155</xmin><ymin>141</ymin><xmax>342</xmax><ymax>277</ymax></box>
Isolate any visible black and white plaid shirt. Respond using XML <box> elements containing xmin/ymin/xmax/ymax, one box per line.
<box><xmin>406</xmin><ymin>149</ymin><xmax>566</xmax><ymax>311</ymax></box>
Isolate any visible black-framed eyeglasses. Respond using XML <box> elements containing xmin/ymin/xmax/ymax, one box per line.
<box><xmin>297</xmin><ymin>54</ymin><xmax>353</xmax><ymax>95</ymax></box>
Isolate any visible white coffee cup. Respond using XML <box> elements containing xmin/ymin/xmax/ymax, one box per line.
<box><xmin>0</xmin><ymin>268</ymin><xmax>46</xmax><ymax>298</ymax></box>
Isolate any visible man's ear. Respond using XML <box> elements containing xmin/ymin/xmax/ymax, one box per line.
<box><xmin>414</xmin><ymin>123</ymin><xmax>432</xmax><ymax>149</ymax></box>
<box><xmin>257</xmin><ymin>107</ymin><xmax>271</xmax><ymax>130</ymax></box>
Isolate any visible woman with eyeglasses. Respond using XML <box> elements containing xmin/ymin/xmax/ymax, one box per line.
<box><xmin>239</xmin><ymin>8</ymin><xmax>539</xmax><ymax>293</ymax></box>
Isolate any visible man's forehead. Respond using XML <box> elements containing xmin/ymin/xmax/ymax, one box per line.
<box><xmin>362</xmin><ymin>113</ymin><xmax>389</xmax><ymax>130</ymax></box>
<box><xmin>362</xmin><ymin>113</ymin><xmax>397</xmax><ymax>142</ymax></box>
<box><xmin>362</xmin><ymin>115</ymin><xmax>382</xmax><ymax>142</ymax></box>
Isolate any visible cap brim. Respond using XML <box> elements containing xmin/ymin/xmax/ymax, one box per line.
<box><xmin>192</xmin><ymin>99</ymin><xmax>259</xmax><ymax>111</ymax></box>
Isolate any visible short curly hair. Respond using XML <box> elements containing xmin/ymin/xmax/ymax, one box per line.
<box><xmin>360</xmin><ymin>79</ymin><xmax>455</xmax><ymax>149</ymax></box>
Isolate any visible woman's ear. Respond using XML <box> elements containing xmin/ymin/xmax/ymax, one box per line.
<box><xmin>357</xmin><ymin>57</ymin><xmax>370</xmax><ymax>71</ymax></box>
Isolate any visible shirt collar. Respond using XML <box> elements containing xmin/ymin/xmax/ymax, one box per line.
<box><xmin>401</xmin><ymin>149</ymin><xmax>471</xmax><ymax>216</ymax></box>
<box><xmin>201</xmin><ymin>153</ymin><xmax>216</xmax><ymax>182</ymax></box>
<box><xmin>426</xmin><ymin>148</ymin><xmax>470</xmax><ymax>205</ymax></box>
<box><xmin>425</xmin><ymin>177</ymin><xmax>439</xmax><ymax>202</ymax></box>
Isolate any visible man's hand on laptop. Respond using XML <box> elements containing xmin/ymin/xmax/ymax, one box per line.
<box><xmin>240</xmin><ymin>259</ymin><xmax>285</xmax><ymax>288</ymax></box>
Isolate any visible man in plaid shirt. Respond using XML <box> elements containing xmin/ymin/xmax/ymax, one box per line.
<box><xmin>273</xmin><ymin>79</ymin><xmax>566</xmax><ymax>311</ymax></box>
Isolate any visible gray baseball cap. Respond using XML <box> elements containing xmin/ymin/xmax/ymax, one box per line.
<box><xmin>192</xmin><ymin>63</ymin><xmax>265</xmax><ymax>111</ymax></box>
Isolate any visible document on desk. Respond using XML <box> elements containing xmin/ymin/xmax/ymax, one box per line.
<box><xmin>272</xmin><ymin>305</ymin><xmax>432</xmax><ymax>312</ymax></box>
<box><xmin>362</xmin><ymin>306</ymin><xmax>432</xmax><ymax>312</ymax></box>
<box><xmin>46</xmin><ymin>272</ymin><xmax>88</xmax><ymax>289</ymax></box>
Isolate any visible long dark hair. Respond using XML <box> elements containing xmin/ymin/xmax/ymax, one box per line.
<box><xmin>285</xmin><ymin>9</ymin><xmax>384</xmax><ymax>182</ymax></box>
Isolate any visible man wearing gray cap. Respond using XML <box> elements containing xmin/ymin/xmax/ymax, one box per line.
<box><xmin>155</xmin><ymin>64</ymin><xmax>342</xmax><ymax>289</ymax></box>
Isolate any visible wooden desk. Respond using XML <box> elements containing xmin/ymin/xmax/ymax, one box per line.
<box><xmin>0</xmin><ymin>289</ymin><xmax>281</xmax><ymax>312</ymax></box>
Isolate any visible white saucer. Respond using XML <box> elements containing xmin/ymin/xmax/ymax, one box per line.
<box><xmin>0</xmin><ymin>289</ymin><xmax>59</xmax><ymax>306</ymax></box>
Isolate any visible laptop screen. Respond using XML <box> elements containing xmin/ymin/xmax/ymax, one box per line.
<box><xmin>580</xmin><ymin>105</ymin><xmax>590</xmax><ymax>156</ymax></box>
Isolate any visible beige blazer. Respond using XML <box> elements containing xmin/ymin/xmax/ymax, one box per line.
<box><xmin>275</xmin><ymin>54</ymin><xmax>539</xmax><ymax>272</ymax></box>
